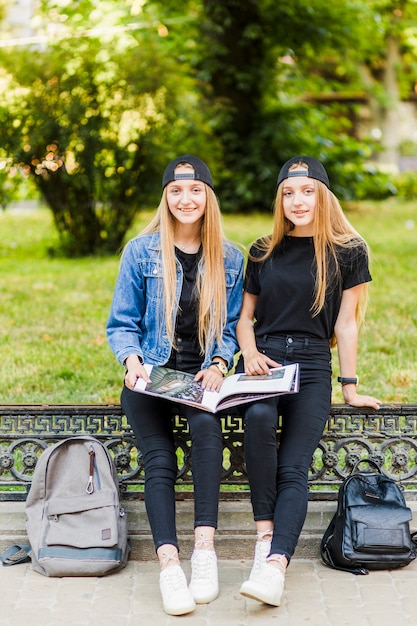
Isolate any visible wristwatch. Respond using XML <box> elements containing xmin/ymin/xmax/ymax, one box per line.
<box><xmin>338</xmin><ymin>376</ymin><xmax>359</xmax><ymax>385</ymax></box>
<box><xmin>211</xmin><ymin>361</ymin><xmax>228</xmax><ymax>377</ymax></box>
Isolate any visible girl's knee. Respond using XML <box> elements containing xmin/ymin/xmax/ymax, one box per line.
<box><xmin>189</xmin><ymin>412</ymin><xmax>222</xmax><ymax>439</ymax></box>
<box><xmin>277</xmin><ymin>464</ymin><xmax>309</xmax><ymax>491</ymax></box>
<box><xmin>244</xmin><ymin>404</ymin><xmax>277</xmax><ymax>434</ymax></box>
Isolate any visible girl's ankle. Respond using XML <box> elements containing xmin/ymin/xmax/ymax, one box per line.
<box><xmin>158</xmin><ymin>549</ymin><xmax>180</xmax><ymax>571</ymax></box>
<box><xmin>256</xmin><ymin>529</ymin><xmax>273</xmax><ymax>542</ymax></box>
<box><xmin>194</xmin><ymin>534</ymin><xmax>215</xmax><ymax>552</ymax></box>
<box><xmin>266</xmin><ymin>553</ymin><xmax>288</xmax><ymax>575</ymax></box>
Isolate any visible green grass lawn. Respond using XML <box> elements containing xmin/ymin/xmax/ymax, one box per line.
<box><xmin>0</xmin><ymin>199</ymin><xmax>416</xmax><ymax>404</ymax></box>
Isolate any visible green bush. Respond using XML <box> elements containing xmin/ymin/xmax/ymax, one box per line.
<box><xmin>352</xmin><ymin>166</ymin><xmax>397</xmax><ymax>201</ymax></box>
<box><xmin>392</xmin><ymin>171</ymin><xmax>417</xmax><ymax>200</ymax></box>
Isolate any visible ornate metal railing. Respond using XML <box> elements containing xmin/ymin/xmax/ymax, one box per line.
<box><xmin>1</xmin><ymin>404</ymin><xmax>417</xmax><ymax>501</ymax></box>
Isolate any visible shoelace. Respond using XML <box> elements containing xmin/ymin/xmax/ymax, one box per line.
<box><xmin>162</xmin><ymin>566</ymin><xmax>188</xmax><ymax>592</ymax></box>
<box><xmin>191</xmin><ymin>550</ymin><xmax>216</xmax><ymax>580</ymax></box>
<box><xmin>159</xmin><ymin>550</ymin><xmax>180</xmax><ymax>568</ymax></box>
<box><xmin>252</xmin><ymin>529</ymin><xmax>273</xmax><ymax>570</ymax></box>
<box><xmin>256</xmin><ymin>529</ymin><xmax>273</xmax><ymax>541</ymax></box>
<box><xmin>254</xmin><ymin>561</ymin><xmax>286</xmax><ymax>584</ymax></box>
<box><xmin>194</xmin><ymin>534</ymin><xmax>214</xmax><ymax>550</ymax></box>
<box><xmin>266</xmin><ymin>554</ymin><xmax>287</xmax><ymax>577</ymax></box>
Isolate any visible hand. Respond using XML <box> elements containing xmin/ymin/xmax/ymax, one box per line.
<box><xmin>194</xmin><ymin>367</ymin><xmax>224</xmax><ymax>392</ymax></box>
<box><xmin>342</xmin><ymin>387</ymin><xmax>381</xmax><ymax>410</ymax></box>
<box><xmin>242</xmin><ymin>350</ymin><xmax>281</xmax><ymax>376</ymax></box>
<box><xmin>124</xmin><ymin>356</ymin><xmax>151</xmax><ymax>390</ymax></box>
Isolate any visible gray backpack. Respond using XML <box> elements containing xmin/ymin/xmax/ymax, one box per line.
<box><xmin>2</xmin><ymin>436</ymin><xmax>130</xmax><ymax>577</ymax></box>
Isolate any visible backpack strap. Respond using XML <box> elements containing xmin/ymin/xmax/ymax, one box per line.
<box><xmin>350</xmin><ymin>458</ymin><xmax>382</xmax><ymax>475</ymax></box>
<box><xmin>1</xmin><ymin>545</ymin><xmax>32</xmax><ymax>567</ymax></box>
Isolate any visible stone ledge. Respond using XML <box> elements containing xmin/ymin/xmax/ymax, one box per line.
<box><xmin>2</xmin><ymin>500</ymin><xmax>417</xmax><ymax>561</ymax></box>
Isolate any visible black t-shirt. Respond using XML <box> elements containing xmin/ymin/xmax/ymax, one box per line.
<box><xmin>175</xmin><ymin>246</ymin><xmax>201</xmax><ymax>340</ymax></box>
<box><xmin>244</xmin><ymin>235</ymin><xmax>372</xmax><ymax>341</ymax></box>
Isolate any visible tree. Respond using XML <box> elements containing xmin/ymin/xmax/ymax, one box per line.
<box><xmin>2</xmin><ymin>0</ymin><xmax>416</xmax><ymax>253</ymax></box>
<box><xmin>356</xmin><ymin>0</ymin><xmax>417</xmax><ymax>166</ymax></box>
<box><xmin>264</xmin><ymin>0</ymin><xmax>417</xmax><ymax>170</ymax></box>
<box><xmin>193</xmin><ymin>0</ymin><xmax>383</xmax><ymax>209</ymax></box>
<box><xmin>0</xmin><ymin>0</ymin><xmax>211</xmax><ymax>255</ymax></box>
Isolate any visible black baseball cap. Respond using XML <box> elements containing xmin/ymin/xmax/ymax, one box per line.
<box><xmin>277</xmin><ymin>156</ymin><xmax>330</xmax><ymax>189</ymax></box>
<box><xmin>162</xmin><ymin>155</ymin><xmax>214</xmax><ymax>190</ymax></box>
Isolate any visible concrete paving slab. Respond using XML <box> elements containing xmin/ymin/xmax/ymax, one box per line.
<box><xmin>1</xmin><ymin>557</ymin><xmax>417</xmax><ymax>626</ymax></box>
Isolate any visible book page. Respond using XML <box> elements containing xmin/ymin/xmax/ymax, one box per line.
<box><xmin>134</xmin><ymin>363</ymin><xmax>299</xmax><ymax>413</ymax></box>
<box><xmin>201</xmin><ymin>364</ymin><xmax>299</xmax><ymax>410</ymax></box>
<box><xmin>221</xmin><ymin>364</ymin><xmax>298</xmax><ymax>397</ymax></box>
<box><xmin>134</xmin><ymin>365</ymin><xmax>211</xmax><ymax>408</ymax></box>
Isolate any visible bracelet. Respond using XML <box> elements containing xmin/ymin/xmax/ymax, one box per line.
<box><xmin>337</xmin><ymin>376</ymin><xmax>359</xmax><ymax>386</ymax></box>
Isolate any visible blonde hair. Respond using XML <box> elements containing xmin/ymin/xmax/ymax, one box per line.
<box><xmin>141</xmin><ymin>173</ymin><xmax>227</xmax><ymax>355</ymax></box>
<box><xmin>252</xmin><ymin>161</ymin><xmax>370</xmax><ymax>342</ymax></box>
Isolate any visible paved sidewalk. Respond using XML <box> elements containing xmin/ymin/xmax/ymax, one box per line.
<box><xmin>1</xmin><ymin>557</ymin><xmax>417</xmax><ymax>626</ymax></box>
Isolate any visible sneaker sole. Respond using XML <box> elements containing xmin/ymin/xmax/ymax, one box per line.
<box><xmin>163</xmin><ymin>600</ymin><xmax>196</xmax><ymax>616</ymax></box>
<box><xmin>239</xmin><ymin>581</ymin><xmax>282</xmax><ymax>607</ymax></box>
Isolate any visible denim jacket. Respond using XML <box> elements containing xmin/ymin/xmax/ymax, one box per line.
<box><xmin>107</xmin><ymin>232</ymin><xmax>244</xmax><ymax>370</ymax></box>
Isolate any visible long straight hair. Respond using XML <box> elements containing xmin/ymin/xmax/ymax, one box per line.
<box><xmin>141</xmin><ymin>185</ymin><xmax>227</xmax><ymax>354</ymax></box>
<box><xmin>252</xmin><ymin>164</ymin><xmax>370</xmax><ymax>339</ymax></box>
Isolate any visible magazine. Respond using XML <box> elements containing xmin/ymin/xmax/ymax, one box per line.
<box><xmin>133</xmin><ymin>363</ymin><xmax>299</xmax><ymax>413</ymax></box>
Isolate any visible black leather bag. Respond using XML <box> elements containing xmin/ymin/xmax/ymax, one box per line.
<box><xmin>320</xmin><ymin>459</ymin><xmax>416</xmax><ymax>574</ymax></box>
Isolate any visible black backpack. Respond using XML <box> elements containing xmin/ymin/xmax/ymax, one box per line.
<box><xmin>320</xmin><ymin>459</ymin><xmax>416</xmax><ymax>575</ymax></box>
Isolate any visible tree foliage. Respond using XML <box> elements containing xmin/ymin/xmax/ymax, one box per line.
<box><xmin>1</xmin><ymin>0</ymin><xmax>417</xmax><ymax>253</ymax></box>
<box><xmin>0</xmin><ymin>0</ymin><xmax>215</xmax><ymax>254</ymax></box>
<box><xmin>191</xmin><ymin>0</ymin><xmax>379</xmax><ymax>208</ymax></box>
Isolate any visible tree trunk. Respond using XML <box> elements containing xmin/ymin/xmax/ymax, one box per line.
<box><xmin>34</xmin><ymin>167</ymin><xmax>104</xmax><ymax>256</ymax></box>
<box><xmin>201</xmin><ymin>0</ymin><xmax>267</xmax><ymax>208</ymax></box>
<box><xmin>378</xmin><ymin>34</ymin><xmax>402</xmax><ymax>167</ymax></box>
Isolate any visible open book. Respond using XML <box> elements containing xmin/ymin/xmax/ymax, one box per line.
<box><xmin>133</xmin><ymin>363</ymin><xmax>299</xmax><ymax>413</ymax></box>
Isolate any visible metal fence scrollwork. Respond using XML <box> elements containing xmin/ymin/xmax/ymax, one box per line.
<box><xmin>1</xmin><ymin>404</ymin><xmax>417</xmax><ymax>501</ymax></box>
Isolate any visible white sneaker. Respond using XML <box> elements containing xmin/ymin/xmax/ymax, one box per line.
<box><xmin>189</xmin><ymin>550</ymin><xmax>219</xmax><ymax>603</ymax></box>
<box><xmin>159</xmin><ymin>565</ymin><xmax>196</xmax><ymax>616</ymax></box>
<box><xmin>240</xmin><ymin>560</ymin><xmax>285</xmax><ymax>607</ymax></box>
<box><xmin>248</xmin><ymin>538</ymin><xmax>272</xmax><ymax>579</ymax></box>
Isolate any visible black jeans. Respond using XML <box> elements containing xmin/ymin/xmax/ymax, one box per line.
<box><xmin>121</xmin><ymin>340</ymin><xmax>223</xmax><ymax>553</ymax></box>
<box><xmin>237</xmin><ymin>335</ymin><xmax>332</xmax><ymax>563</ymax></box>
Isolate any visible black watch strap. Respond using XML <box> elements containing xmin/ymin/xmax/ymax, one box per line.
<box><xmin>337</xmin><ymin>376</ymin><xmax>359</xmax><ymax>385</ymax></box>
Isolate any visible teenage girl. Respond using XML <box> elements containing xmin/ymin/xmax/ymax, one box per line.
<box><xmin>236</xmin><ymin>156</ymin><xmax>381</xmax><ymax>607</ymax></box>
<box><xmin>107</xmin><ymin>155</ymin><xmax>244</xmax><ymax>615</ymax></box>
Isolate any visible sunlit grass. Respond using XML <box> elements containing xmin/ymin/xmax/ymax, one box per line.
<box><xmin>0</xmin><ymin>198</ymin><xmax>416</xmax><ymax>404</ymax></box>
